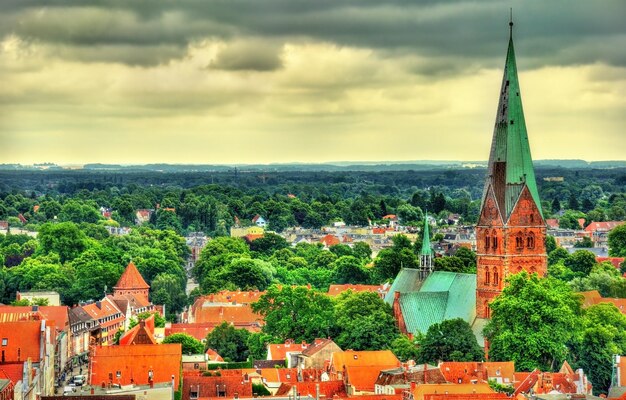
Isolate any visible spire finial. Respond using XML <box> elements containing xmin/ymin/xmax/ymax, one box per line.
<box><xmin>509</xmin><ymin>8</ymin><xmax>514</xmax><ymax>38</ymax></box>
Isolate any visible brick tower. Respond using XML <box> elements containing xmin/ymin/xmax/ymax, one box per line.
<box><xmin>475</xmin><ymin>19</ymin><xmax>547</xmax><ymax>319</ymax></box>
<box><xmin>113</xmin><ymin>261</ymin><xmax>150</xmax><ymax>302</ymax></box>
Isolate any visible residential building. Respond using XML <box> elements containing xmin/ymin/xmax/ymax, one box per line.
<box><xmin>330</xmin><ymin>350</ymin><xmax>401</xmax><ymax>395</ymax></box>
<box><xmin>267</xmin><ymin>340</ymin><xmax>308</xmax><ymax>368</ymax></box>
<box><xmin>296</xmin><ymin>339</ymin><xmax>342</xmax><ymax>370</ymax></box>
<box><xmin>89</xmin><ymin>344</ymin><xmax>182</xmax><ymax>387</ymax></box>
<box><xmin>475</xmin><ymin>18</ymin><xmax>547</xmax><ymax>320</ymax></box>
<box><xmin>182</xmin><ymin>371</ymin><xmax>252</xmax><ymax>400</ymax></box>
<box><xmin>374</xmin><ymin>365</ymin><xmax>446</xmax><ymax>395</ymax></box>
<box><xmin>68</xmin><ymin>306</ymin><xmax>100</xmax><ymax>359</ymax></box>
<box><xmin>81</xmin><ymin>298</ymin><xmax>125</xmax><ymax>346</ymax></box>
<box><xmin>15</xmin><ymin>291</ymin><xmax>61</xmax><ymax>306</ymax></box>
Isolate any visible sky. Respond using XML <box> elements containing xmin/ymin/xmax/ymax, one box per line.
<box><xmin>1</xmin><ymin>0</ymin><xmax>625</xmax><ymax>165</ymax></box>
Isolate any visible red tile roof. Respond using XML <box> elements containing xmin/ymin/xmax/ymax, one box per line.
<box><xmin>597</xmin><ymin>257</ymin><xmax>625</xmax><ymax>269</ymax></box>
<box><xmin>275</xmin><ymin>380</ymin><xmax>346</xmax><ymax>398</ymax></box>
<box><xmin>206</xmin><ymin>349</ymin><xmax>224</xmax><ymax>362</ymax></box>
<box><xmin>439</xmin><ymin>362</ymin><xmax>515</xmax><ymax>385</ymax></box>
<box><xmin>382</xmin><ymin>215</ymin><xmax>397</xmax><ymax>220</ymax></box>
<box><xmin>193</xmin><ymin>305</ymin><xmax>262</xmax><ymax>326</ymax></box>
<box><xmin>585</xmin><ymin>221</ymin><xmax>625</xmax><ymax>233</ymax></box>
<box><xmin>580</xmin><ymin>290</ymin><xmax>626</xmax><ymax>314</ymax></box>
<box><xmin>320</xmin><ymin>235</ymin><xmax>341</xmax><ymax>247</ymax></box>
<box><xmin>90</xmin><ymin>344</ymin><xmax>182</xmax><ymax>387</ymax></box>
<box><xmin>546</xmin><ymin>219</ymin><xmax>559</xmax><ymax>229</ymax></box>
<box><xmin>267</xmin><ymin>341</ymin><xmax>308</xmax><ymax>361</ymax></box>
<box><xmin>331</xmin><ymin>350</ymin><xmax>401</xmax><ymax>392</ymax></box>
<box><xmin>0</xmin><ymin>364</ymin><xmax>25</xmax><ymax>385</ymax></box>
<box><xmin>114</xmin><ymin>262</ymin><xmax>149</xmax><ymax>290</ymax></box>
<box><xmin>301</xmin><ymin>338</ymin><xmax>340</xmax><ymax>357</ymax></box>
<box><xmin>0</xmin><ymin>321</ymin><xmax>42</xmax><ymax>363</ymax></box>
<box><xmin>119</xmin><ymin>316</ymin><xmax>156</xmax><ymax>345</ymax></box>
<box><xmin>182</xmin><ymin>374</ymin><xmax>252</xmax><ymax>400</ymax></box>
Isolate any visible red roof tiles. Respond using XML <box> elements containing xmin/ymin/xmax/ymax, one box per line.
<box><xmin>0</xmin><ymin>321</ymin><xmax>42</xmax><ymax>363</ymax></box>
<box><xmin>114</xmin><ymin>262</ymin><xmax>149</xmax><ymax>290</ymax></box>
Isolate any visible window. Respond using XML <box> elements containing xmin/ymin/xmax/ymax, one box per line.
<box><xmin>485</xmin><ymin>269</ymin><xmax>490</xmax><ymax>285</ymax></box>
<box><xmin>493</xmin><ymin>268</ymin><xmax>499</xmax><ymax>286</ymax></box>
<box><xmin>527</xmin><ymin>233</ymin><xmax>535</xmax><ymax>249</ymax></box>
<box><xmin>484</xmin><ymin>302</ymin><xmax>491</xmax><ymax>318</ymax></box>
<box><xmin>116</xmin><ymin>371</ymin><xmax>121</xmax><ymax>379</ymax></box>
<box><xmin>491</xmin><ymin>236</ymin><xmax>498</xmax><ymax>250</ymax></box>
<box><xmin>1</xmin><ymin>339</ymin><xmax>7</xmax><ymax>346</ymax></box>
<box><xmin>515</xmin><ymin>235</ymin><xmax>523</xmax><ymax>249</ymax></box>
<box><xmin>190</xmin><ymin>390</ymin><xmax>199</xmax><ymax>400</ymax></box>
<box><xmin>485</xmin><ymin>235</ymin><xmax>491</xmax><ymax>251</ymax></box>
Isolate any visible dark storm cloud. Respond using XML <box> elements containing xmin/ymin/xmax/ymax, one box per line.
<box><xmin>211</xmin><ymin>40</ymin><xmax>283</xmax><ymax>71</ymax></box>
<box><xmin>1</xmin><ymin>0</ymin><xmax>625</xmax><ymax>70</ymax></box>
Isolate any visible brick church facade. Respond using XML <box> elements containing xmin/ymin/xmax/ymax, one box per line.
<box><xmin>475</xmin><ymin>20</ymin><xmax>547</xmax><ymax>319</ymax></box>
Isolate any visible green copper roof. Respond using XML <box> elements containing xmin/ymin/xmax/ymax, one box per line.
<box><xmin>420</xmin><ymin>213</ymin><xmax>432</xmax><ymax>256</ymax></box>
<box><xmin>392</xmin><ymin>271</ymin><xmax>477</xmax><ymax>334</ymax></box>
<box><xmin>485</xmin><ymin>23</ymin><xmax>543</xmax><ymax>219</ymax></box>
<box><xmin>384</xmin><ymin>268</ymin><xmax>422</xmax><ymax>305</ymax></box>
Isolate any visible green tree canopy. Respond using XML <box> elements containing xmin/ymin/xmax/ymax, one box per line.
<box><xmin>205</xmin><ymin>322</ymin><xmax>251</xmax><ymax>362</ymax></box>
<box><xmin>252</xmin><ymin>285</ymin><xmax>336</xmax><ymax>342</ymax></box>
<box><xmin>416</xmin><ymin>318</ymin><xmax>483</xmax><ymax>364</ymax></box>
<box><xmin>162</xmin><ymin>333</ymin><xmax>204</xmax><ymax>354</ymax></box>
<box><xmin>484</xmin><ymin>273</ymin><xmax>582</xmax><ymax>371</ymax></box>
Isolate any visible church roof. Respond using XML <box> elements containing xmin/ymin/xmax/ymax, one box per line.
<box><xmin>395</xmin><ymin>271</ymin><xmax>476</xmax><ymax>334</ymax></box>
<box><xmin>484</xmin><ymin>20</ymin><xmax>542</xmax><ymax>220</ymax></box>
<box><xmin>383</xmin><ymin>268</ymin><xmax>422</xmax><ymax>305</ymax></box>
<box><xmin>114</xmin><ymin>261</ymin><xmax>149</xmax><ymax>290</ymax></box>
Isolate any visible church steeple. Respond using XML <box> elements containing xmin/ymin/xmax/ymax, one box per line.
<box><xmin>419</xmin><ymin>212</ymin><xmax>433</xmax><ymax>280</ymax></box>
<box><xmin>475</xmin><ymin>18</ymin><xmax>548</xmax><ymax>320</ymax></box>
<box><xmin>485</xmin><ymin>15</ymin><xmax>542</xmax><ymax>220</ymax></box>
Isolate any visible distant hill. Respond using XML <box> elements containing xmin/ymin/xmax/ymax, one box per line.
<box><xmin>2</xmin><ymin>159</ymin><xmax>625</xmax><ymax>172</ymax></box>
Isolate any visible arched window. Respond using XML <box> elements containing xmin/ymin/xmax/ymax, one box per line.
<box><xmin>485</xmin><ymin>233</ymin><xmax>491</xmax><ymax>251</ymax></box>
<box><xmin>485</xmin><ymin>268</ymin><xmax>490</xmax><ymax>285</ymax></box>
<box><xmin>515</xmin><ymin>232</ymin><xmax>524</xmax><ymax>249</ymax></box>
<box><xmin>527</xmin><ymin>232</ymin><xmax>535</xmax><ymax>249</ymax></box>
<box><xmin>493</xmin><ymin>267</ymin><xmax>499</xmax><ymax>286</ymax></box>
<box><xmin>491</xmin><ymin>230</ymin><xmax>498</xmax><ymax>250</ymax></box>
<box><xmin>484</xmin><ymin>301</ymin><xmax>491</xmax><ymax>319</ymax></box>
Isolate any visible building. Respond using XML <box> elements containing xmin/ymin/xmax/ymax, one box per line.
<box><xmin>68</xmin><ymin>306</ymin><xmax>100</xmax><ymax>359</ymax></box>
<box><xmin>113</xmin><ymin>262</ymin><xmax>150</xmax><ymax>302</ymax></box>
<box><xmin>267</xmin><ymin>340</ymin><xmax>308</xmax><ymax>368</ymax></box>
<box><xmin>15</xmin><ymin>291</ymin><xmax>61</xmax><ymax>306</ymax></box>
<box><xmin>374</xmin><ymin>365</ymin><xmax>446</xmax><ymax>395</ymax></box>
<box><xmin>329</xmin><ymin>350</ymin><xmax>401</xmax><ymax>395</ymax></box>
<box><xmin>182</xmin><ymin>371</ymin><xmax>252</xmax><ymax>400</ymax></box>
<box><xmin>419</xmin><ymin>214</ymin><xmax>434</xmax><ymax>281</ymax></box>
<box><xmin>296</xmin><ymin>339</ymin><xmax>342</xmax><ymax>370</ymax></box>
<box><xmin>89</xmin><ymin>344</ymin><xmax>182</xmax><ymax>388</ymax></box>
<box><xmin>475</xmin><ymin>19</ymin><xmax>547</xmax><ymax>319</ymax></box>
<box><xmin>81</xmin><ymin>298</ymin><xmax>125</xmax><ymax>346</ymax></box>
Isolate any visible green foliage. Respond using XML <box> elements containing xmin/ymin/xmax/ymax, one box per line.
<box><xmin>488</xmin><ymin>380</ymin><xmax>515</xmax><ymax>395</ymax></box>
<box><xmin>249</xmin><ymin>233</ymin><xmax>289</xmax><ymax>256</ymax></box>
<box><xmin>374</xmin><ymin>239</ymin><xmax>419</xmax><ymax>282</ymax></box>
<box><xmin>136</xmin><ymin>311</ymin><xmax>166</xmax><ymax>328</ymax></box>
<box><xmin>252</xmin><ymin>383</ymin><xmax>271</xmax><ymax>397</ymax></box>
<box><xmin>564</xmin><ymin>250</ymin><xmax>597</xmax><ymax>276</ymax></box>
<box><xmin>151</xmin><ymin>273</ymin><xmax>187</xmax><ymax>316</ymax></box>
<box><xmin>334</xmin><ymin>291</ymin><xmax>399</xmax><ymax>351</ymax></box>
<box><xmin>332</xmin><ymin>256</ymin><xmax>371</xmax><ymax>284</ymax></box>
<box><xmin>574</xmin><ymin>236</ymin><xmax>594</xmax><ymax>248</ymax></box>
<box><xmin>162</xmin><ymin>333</ymin><xmax>204</xmax><ymax>355</ymax></box>
<box><xmin>434</xmin><ymin>256</ymin><xmax>470</xmax><ymax>273</ymax></box>
<box><xmin>416</xmin><ymin>318</ymin><xmax>483</xmax><ymax>364</ymax></box>
<box><xmin>205</xmin><ymin>322</ymin><xmax>251</xmax><ymax>362</ymax></box>
<box><xmin>37</xmin><ymin>222</ymin><xmax>88</xmax><ymax>263</ymax></box>
<box><xmin>391</xmin><ymin>335</ymin><xmax>420</xmax><ymax>362</ymax></box>
<box><xmin>545</xmin><ymin>235</ymin><xmax>557</xmax><ymax>254</ymax></box>
<box><xmin>252</xmin><ymin>285</ymin><xmax>336</xmax><ymax>342</ymax></box>
<box><xmin>247</xmin><ymin>332</ymin><xmax>278</xmax><ymax>361</ymax></box>
<box><xmin>609</xmin><ymin>224</ymin><xmax>626</xmax><ymax>257</ymax></box>
<box><xmin>484</xmin><ymin>273</ymin><xmax>582</xmax><ymax>371</ymax></box>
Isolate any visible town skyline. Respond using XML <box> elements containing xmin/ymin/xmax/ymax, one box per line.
<box><xmin>1</xmin><ymin>0</ymin><xmax>625</xmax><ymax>164</ymax></box>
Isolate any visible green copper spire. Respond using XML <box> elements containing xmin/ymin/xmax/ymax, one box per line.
<box><xmin>486</xmin><ymin>18</ymin><xmax>543</xmax><ymax>219</ymax></box>
<box><xmin>421</xmin><ymin>212</ymin><xmax>432</xmax><ymax>256</ymax></box>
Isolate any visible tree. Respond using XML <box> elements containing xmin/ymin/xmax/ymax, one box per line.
<box><xmin>484</xmin><ymin>273</ymin><xmax>582</xmax><ymax>371</ymax></box>
<box><xmin>222</xmin><ymin>258</ymin><xmax>274</xmax><ymax>291</ymax></box>
<box><xmin>551</xmin><ymin>198</ymin><xmax>561</xmax><ymax>214</ymax></box>
<box><xmin>37</xmin><ymin>222</ymin><xmax>88</xmax><ymax>263</ymax></box>
<box><xmin>252</xmin><ymin>285</ymin><xmax>336</xmax><ymax>342</ymax></box>
<box><xmin>568</xmin><ymin>194</ymin><xmax>579</xmax><ymax>211</ymax></box>
<box><xmin>205</xmin><ymin>322</ymin><xmax>251</xmax><ymax>362</ymax></box>
<box><xmin>391</xmin><ymin>335</ymin><xmax>420</xmax><ymax>362</ymax></box>
<box><xmin>564</xmin><ymin>250</ymin><xmax>597</xmax><ymax>276</ymax></box>
<box><xmin>332</xmin><ymin>256</ymin><xmax>371</xmax><ymax>284</ymax></box>
<box><xmin>609</xmin><ymin>224</ymin><xmax>626</xmax><ymax>257</ymax></box>
<box><xmin>151</xmin><ymin>273</ymin><xmax>187</xmax><ymax>316</ymax></box>
<box><xmin>334</xmin><ymin>291</ymin><xmax>399</xmax><ymax>351</ymax></box>
<box><xmin>574</xmin><ymin>236</ymin><xmax>594</xmax><ymax>248</ymax></box>
<box><xmin>247</xmin><ymin>332</ymin><xmax>277</xmax><ymax>361</ymax></box>
<box><xmin>249</xmin><ymin>233</ymin><xmax>289</xmax><ymax>256</ymax></box>
<box><xmin>545</xmin><ymin>236</ymin><xmax>557</xmax><ymax>254</ymax></box>
<box><xmin>548</xmin><ymin>247</ymin><xmax>570</xmax><ymax>266</ymax></box>
<box><xmin>577</xmin><ymin>303</ymin><xmax>626</xmax><ymax>395</ymax></box>
<box><xmin>434</xmin><ymin>256</ymin><xmax>468</xmax><ymax>273</ymax></box>
<box><xmin>162</xmin><ymin>333</ymin><xmax>204</xmax><ymax>354</ymax></box>
<box><xmin>416</xmin><ymin>318</ymin><xmax>483</xmax><ymax>364</ymax></box>
<box><xmin>352</xmin><ymin>242</ymin><xmax>372</xmax><ymax>261</ymax></box>
<box><xmin>454</xmin><ymin>247</ymin><xmax>477</xmax><ymax>271</ymax></box>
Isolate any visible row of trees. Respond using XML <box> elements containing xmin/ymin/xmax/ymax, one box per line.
<box><xmin>0</xmin><ymin>223</ymin><xmax>189</xmax><ymax>319</ymax></box>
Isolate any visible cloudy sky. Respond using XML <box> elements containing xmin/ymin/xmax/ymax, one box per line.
<box><xmin>1</xmin><ymin>0</ymin><xmax>624</xmax><ymax>165</ymax></box>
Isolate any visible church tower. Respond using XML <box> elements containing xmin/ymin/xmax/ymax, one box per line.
<box><xmin>419</xmin><ymin>213</ymin><xmax>433</xmax><ymax>281</ymax></box>
<box><xmin>476</xmin><ymin>18</ymin><xmax>547</xmax><ymax>319</ymax></box>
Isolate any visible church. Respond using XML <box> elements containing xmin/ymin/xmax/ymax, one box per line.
<box><xmin>387</xmin><ymin>18</ymin><xmax>547</xmax><ymax>342</ymax></box>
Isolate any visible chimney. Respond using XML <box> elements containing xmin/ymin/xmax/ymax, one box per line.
<box><xmin>96</xmin><ymin>301</ymin><xmax>102</xmax><ymax>309</ymax></box>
